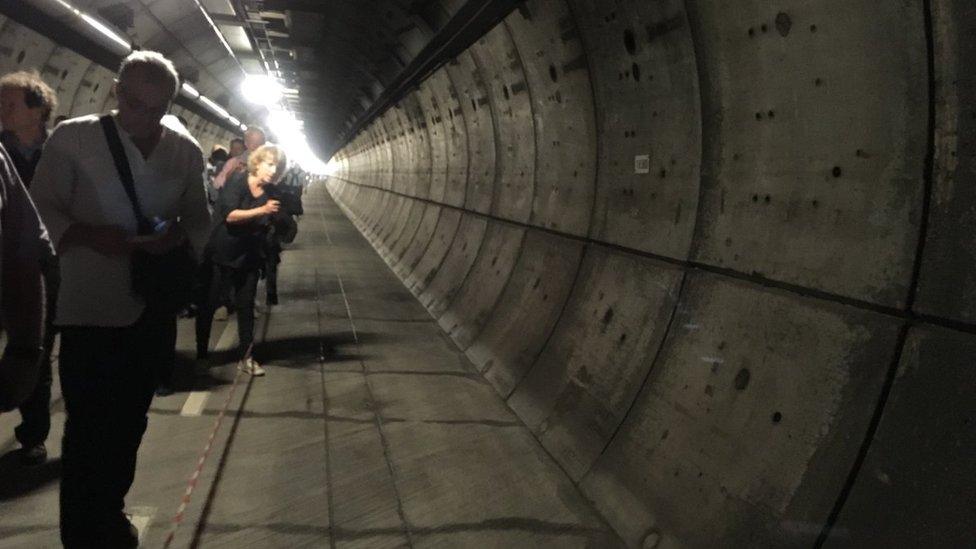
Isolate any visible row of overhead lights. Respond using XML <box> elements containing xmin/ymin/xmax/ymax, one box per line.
<box><xmin>241</xmin><ymin>75</ymin><xmax>334</xmax><ymax>174</ymax></box>
<box><xmin>53</xmin><ymin>0</ymin><xmax>332</xmax><ymax>173</ymax></box>
<box><xmin>50</xmin><ymin>0</ymin><xmax>249</xmax><ymax>133</ymax></box>
<box><xmin>189</xmin><ymin>0</ymin><xmax>333</xmax><ymax>174</ymax></box>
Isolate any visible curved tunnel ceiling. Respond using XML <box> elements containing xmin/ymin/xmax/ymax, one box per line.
<box><xmin>0</xmin><ymin>0</ymin><xmax>973</xmax><ymax>546</ymax></box>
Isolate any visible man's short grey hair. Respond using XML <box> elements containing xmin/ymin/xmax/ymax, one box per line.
<box><xmin>118</xmin><ymin>50</ymin><xmax>180</xmax><ymax>99</ymax></box>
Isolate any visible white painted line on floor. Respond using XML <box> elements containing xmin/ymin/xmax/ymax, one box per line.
<box><xmin>180</xmin><ymin>391</ymin><xmax>210</xmax><ymax>417</ymax></box>
<box><xmin>127</xmin><ymin>506</ymin><xmax>156</xmax><ymax>545</ymax></box>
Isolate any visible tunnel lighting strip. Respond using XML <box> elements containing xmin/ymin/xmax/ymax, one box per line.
<box><xmin>198</xmin><ymin>95</ymin><xmax>231</xmax><ymax>119</ymax></box>
<box><xmin>23</xmin><ymin>0</ymin><xmax>248</xmax><ymax>134</ymax></box>
<box><xmin>180</xmin><ymin>82</ymin><xmax>200</xmax><ymax>99</ymax></box>
<box><xmin>50</xmin><ymin>0</ymin><xmax>131</xmax><ymax>51</ymax></box>
<box><xmin>189</xmin><ymin>0</ymin><xmax>240</xmax><ymax>70</ymax></box>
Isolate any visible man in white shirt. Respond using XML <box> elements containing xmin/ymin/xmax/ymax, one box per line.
<box><xmin>30</xmin><ymin>51</ymin><xmax>211</xmax><ymax>548</ymax></box>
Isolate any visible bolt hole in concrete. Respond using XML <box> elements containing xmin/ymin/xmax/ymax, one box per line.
<box><xmin>832</xmin><ymin>166</ymin><xmax>843</xmax><ymax>177</ymax></box>
<box><xmin>624</xmin><ymin>28</ymin><xmax>637</xmax><ymax>54</ymax></box>
<box><xmin>549</xmin><ymin>64</ymin><xmax>558</xmax><ymax>82</ymax></box>
<box><xmin>775</xmin><ymin>12</ymin><xmax>792</xmax><ymax>36</ymax></box>
<box><xmin>734</xmin><ymin>368</ymin><xmax>751</xmax><ymax>390</ymax></box>
<box><xmin>772</xmin><ymin>411</ymin><xmax>783</xmax><ymax>424</ymax></box>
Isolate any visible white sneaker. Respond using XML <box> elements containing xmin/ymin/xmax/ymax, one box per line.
<box><xmin>214</xmin><ymin>306</ymin><xmax>229</xmax><ymax>321</ymax></box>
<box><xmin>239</xmin><ymin>357</ymin><xmax>265</xmax><ymax>377</ymax></box>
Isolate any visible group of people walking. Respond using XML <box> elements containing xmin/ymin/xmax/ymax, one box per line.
<box><xmin>0</xmin><ymin>49</ymin><xmax>303</xmax><ymax>547</ymax></box>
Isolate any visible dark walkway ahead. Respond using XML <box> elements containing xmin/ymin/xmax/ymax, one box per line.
<box><xmin>0</xmin><ymin>183</ymin><xmax>620</xmax><ymax>548</ymax></box>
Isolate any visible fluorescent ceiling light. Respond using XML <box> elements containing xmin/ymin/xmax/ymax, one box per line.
<box><xmin>80</xmin><ymin>14</ymin><xmax>131</xmax><ymax>50</ymax></box>
<box><xmin>241</xmin><ymin>74</ymin><xmax>283</xmax><ymax>105</ymax></box>
<box><xmin>199</xmin><ymin>95</ymin><xmax>230</xmax><ymax>119</ymax></box>
<box><xmin>53</xmin><ymin>0</ymin><xmax>131</xmax><ymax>52</ymax></box>
<box><xmin>181</xmin><ymin>82</ymin><xmax>200</xmax><ymax>98</ymax></box>
<box><xmin>191</xmin><ymin>0</ymin><xmax>235</xmax><ymax>58</ymax></box>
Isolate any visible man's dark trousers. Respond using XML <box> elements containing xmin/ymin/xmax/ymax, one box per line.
<box><xmin>58</xmin><ymin>307</ymin><xmax>170</xmax><ymax>547</ymax></box>
<box><xmin>15</xmin><ymin>258</ymin><xmax>59</xmax><ymax>449</ymax></box>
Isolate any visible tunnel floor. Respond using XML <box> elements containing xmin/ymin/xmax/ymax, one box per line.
<box><xmin>0</xmin><ymin>183</ymin><xmax>621</xmax><ymax>548</ymax></box>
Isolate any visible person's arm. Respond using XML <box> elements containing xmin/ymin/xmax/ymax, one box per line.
<box><xmin>0</xmin><ymin>154</ymin><xmax>45</xmax><ymax>411</ymax></box>
<box><xmin>226</xmin><ymin>199</ymin><xmax>279</xmax><ymax>224</ymax></box>
<box><xmin>31</xmin><ymin>126</ymin><xmax>129</xmax><ymax>256</ymax></box>
<box><xmin>212</xmin><ymin>156</ymin><xmax>240</xmax><ymax>190</ymax></box>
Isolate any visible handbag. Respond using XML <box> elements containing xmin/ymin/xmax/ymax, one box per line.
<box><xmin>99</xmin><ymin>115</ymin><xmax>197</xmax><ymax>313</ymax></box>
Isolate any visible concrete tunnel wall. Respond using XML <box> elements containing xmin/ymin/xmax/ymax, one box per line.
<box><xmin>327</xmin><ymin>0</ymin><xmax>975</xmax><ymax>547</ymax></box>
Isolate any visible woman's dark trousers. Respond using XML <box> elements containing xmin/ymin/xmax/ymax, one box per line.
<box><xmin>195</xmin><ymin>262</ymin><xmax>259</xmax><ymax>360</ymax></box>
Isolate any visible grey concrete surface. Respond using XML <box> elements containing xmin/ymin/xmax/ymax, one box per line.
<box><xmin>327</xmin><ymin>0</ymin><xmax>976</xmax><ymax>546</ymax></box>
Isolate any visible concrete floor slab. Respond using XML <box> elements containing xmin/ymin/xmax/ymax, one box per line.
<box><xmin>383</xmin><ymin>422</ymin><xmax>608</xmax><ymax>534</ymax></box>
<box><xmin>369</xmin><ymin>374</ymin><xmax>515</xmax><ymax>424</ymax></box>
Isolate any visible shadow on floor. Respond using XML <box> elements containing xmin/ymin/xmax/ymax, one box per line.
<box><xmin>254</xmin><ymin>335</ymin><xmax>374</xmax><ymax>368</ymax></box>
<box><xmin>0</xmin><ymin>450</ymin><xmax>61</xmax><ymax>500</ymax></box>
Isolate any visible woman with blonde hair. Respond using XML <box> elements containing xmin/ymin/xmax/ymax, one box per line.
<box><xmin>196</xmin><ymin>143</ymin><xmax>287</xmax><ymax>375</ymax></box>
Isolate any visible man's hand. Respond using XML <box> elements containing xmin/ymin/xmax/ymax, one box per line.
<box><xmin>60</xmin><ymin>224</ymin><xmax>131</xmax><ymax>256</ymax></box>
<box><xmin>262</xmin><ymin>200</ymin><xmax>281</xmax><ymax>216</ymax></box>
<box><xmin>0</xmin><ymin>351</ymin><xmax>42</xmax><ymax>413</ymax></box>
<box><xmin>130</xmin><ymin>222</ymin><xmax>187</xmax><ymax>255</ymax></box>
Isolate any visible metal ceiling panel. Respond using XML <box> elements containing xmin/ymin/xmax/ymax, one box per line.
<box><xmin>218</xmin><ymin>24</ymin><xmax>252</xmax><ymax>52</ymax></box>
<box><xmin>200</xmin><ymin>0</ymin><xmax>235</xmax><ymax>16</ymax></box>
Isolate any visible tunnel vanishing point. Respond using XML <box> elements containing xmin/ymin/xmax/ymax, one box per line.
<box><xmin>2</xmin><ymin>0</ymin><xmax>975</xmax><ymax>547</ymax></box>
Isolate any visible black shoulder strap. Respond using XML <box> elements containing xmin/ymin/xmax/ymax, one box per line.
<box><xmin>99</xmin><ymin>115</ymin><xmax>152</xmax><ymax>235</ymax></box>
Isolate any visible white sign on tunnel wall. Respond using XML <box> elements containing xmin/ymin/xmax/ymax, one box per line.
<box><xmin>634</xmin><ymin>154</ymin><xmax>650</xmax><ymax>174</ymax></box>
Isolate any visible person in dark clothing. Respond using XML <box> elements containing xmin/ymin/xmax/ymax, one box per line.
<box><xmin>0</xmin><ymin>142</ymin><xmax>48</xmax><ymax>413</ymax></box>
<box><xmin>196</xmin><ymin>144</ymin><xmax>287</xmax><ymax>376</ymax></box>
<box><xmin>262</xmin><ymin>170</ymin><xmax>302</xmax><ymax>306</ymax></box>
<box><xmin>0</xmin><ymin>69</ymin><xmax>60</xmax><ymax>466</ymax></box>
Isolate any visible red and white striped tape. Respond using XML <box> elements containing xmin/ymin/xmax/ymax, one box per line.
<box><xmin>161</xmin><ymin>345</ymin><xmax>253</xmax><ymax>548</ymax></box>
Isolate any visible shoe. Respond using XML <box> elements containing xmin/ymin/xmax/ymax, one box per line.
<box><xmin>214</xmin><ymin>306</ymin><xmax>229</xmax><ymax>321</ymax></box>
<box><xmin>238</xmin><ymin>357</ymin><xmax>265</xmax><ymax>377</ymax></box>
<box><xmin>155</xmin><ymin>384</ymin><xmax>174</xmax><ymax>397</ymax></box>
<box><xmin>110</xmin><ymin>514</ymin><xmax>139</xmax><ymax>548</ymax></box>
<box><xmin>19</xmin><ymin>444</ymin><xmax>47</xmax><ymax>466</ymax></box>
